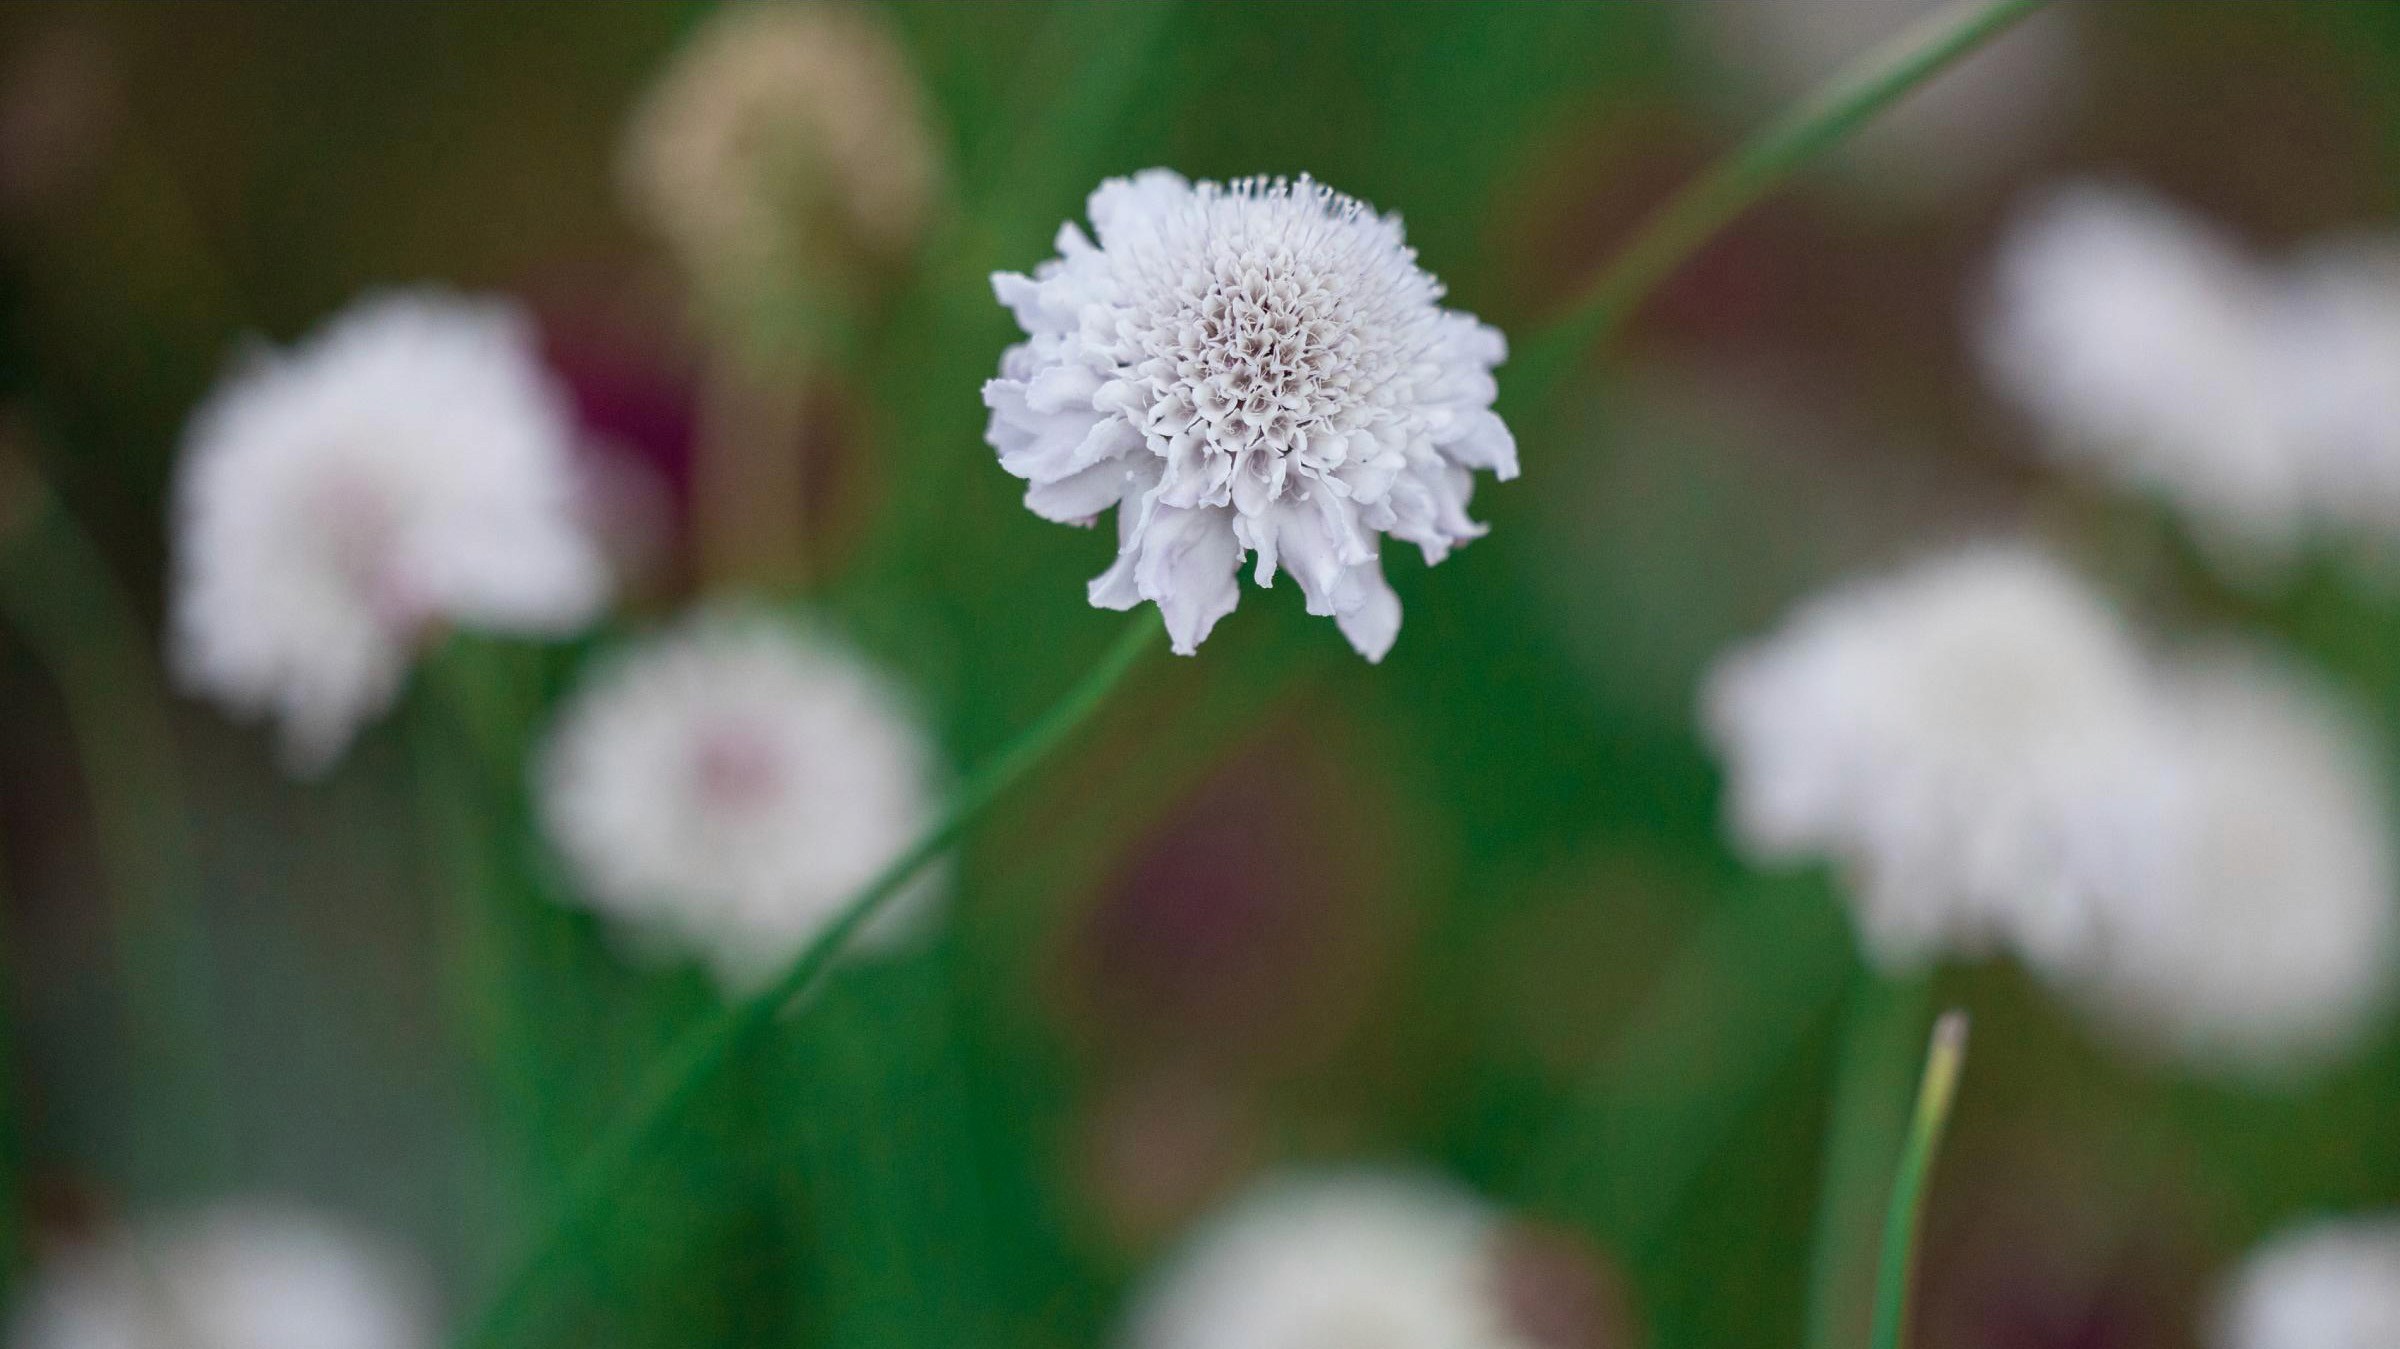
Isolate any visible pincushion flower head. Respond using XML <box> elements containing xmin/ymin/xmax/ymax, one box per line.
<box><xmin>1702</xmin><ymin>546</ymin><xmax>2175</xmax><ymax>971</ymax></box>
<box><xmin>985</xmin><ymin>171</ymin><xmax>1517</xmax><ymax>659</ymax></box>
<box><xmin>170</xmin><ymin>291</ymin><xmax>609</xmax><ymax>773</ymax></box>
<box><xmin>536</xmin><ymin>610</ymin><xmax>942</xmax><ymax>990</ymax></box>
<box><xmin>10</xmin><ymin>1204</ymin><xmax>433</xmax><ymax>1349</ymax></box>
<box><xmin>1119</xmin><ymin>1169</ymin><xmax>1539</xmax><ymax>1349</ymax></box>
<box><xmin>2214</xmin><ymin>1216</ymin><xmax>2400</xmax><ymax>1349</ymax></box>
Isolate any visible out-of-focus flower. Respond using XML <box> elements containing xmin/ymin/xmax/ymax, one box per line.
<box><xmin>1982</xmin><ymin>184</ymin><xmax>2400</xmax><ymax>580</ymax></box>
<box><xmin>536</xmin><ymin>610</ymin><xmax>941</xmax><ymax>990</ymax></box>
<box><xmin>9</xmin><ymin>1204</ymin><xmax>433</xmax><ymax>1349</ymax></box>
<box><xmin>1695</xmin><ymin>0</ymin><xmax>2080</xmax><ymax>204</ymax></box>
<box><xmin>1119</xmin><ymin>1169</ymin><xmax>1539</xmax><ymax>1349</ymax></box>
<box><xmin>1701</xmin><ymin>546</ymin><xmax>2173</xmax><ymax>971</ymax></box>
<box><xmin>1980</xmin><ymin>183</ymin><xmax>2299</xmax><ymax>573</ymax></box>
<box><xmin>620</xmin><ymin>0</ymin><xmax>941</xmax><ymax>341</ymax></box>
<box><xmin>2214</xmin><ymin>1217</ymin><xmax>2400</xmax><ymax>1349</ymax></box>
<box><xmin>984</xmin><ymin>171</ymin><xmax>1516</xmax><ymax>660</ymax></box>
<box><xmin>2066</xmin><ymin>648</ymin><xmax>2397</xmax><ymax>1082</ymax></box>
<box><xmin>1706</xmin><ymin>546</ymin><xmax>2400</xmax><ymax>1080</ymax></box>
<box><xmin>171</xmin><ymin>291</ymin><xmax>609</xmax><ymax>774</ymax></box>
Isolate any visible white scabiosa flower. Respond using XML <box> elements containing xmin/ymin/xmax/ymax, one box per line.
<box><xmin>2214</xmin><ymin>1217</ymin><xmax>2400</xmax><ymax>1349</ymax></box>
<box><xmin>1701</xmin><ymin>546</ymin><xmax>2175</xmax><ymax>972</ymax></box>
<box><xmin>171</xmin><ymin>291</ymin><xmax>609</xmax><ymax>773</ymax></box>
<box><xmin>2066</xmin><ymin>648</ymin><xmax>2398</xmax><ymax>1081</ymax></box>
<box><xmin>1980</xmin><ymin>183</ymin><xmax>2301</xmax><ymax>572</ymax></box>
<box><xmin>9</xmin><ymin>1205</ymin><xmax>433</xmax><ymax>1349</ymax></box>
<box><xmin>984</xmin><ymin>171</ymin><xmax>1516</xmax><ymax>660</ymax></box>
<box><xmin>536</xmin><ymin>610</ymin><xmax>941</xmax><ymax>990</ymax></box>
<box><xmin>1119</xmin><ymin>1169</ymin><xmax>1538</xmax><ymax>1349</ymax></box>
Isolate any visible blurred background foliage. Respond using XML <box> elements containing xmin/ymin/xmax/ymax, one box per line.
<box><xmin>3</xmin><ymin>3</ymin><xmax>2400</xmax><ymax>1348</ymax></box>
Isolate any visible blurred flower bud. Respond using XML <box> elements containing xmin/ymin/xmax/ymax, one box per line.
<box><xmin>619</xmin><ymin>1</ymin><xmax>944</xmax><ymax>357</ymax></box>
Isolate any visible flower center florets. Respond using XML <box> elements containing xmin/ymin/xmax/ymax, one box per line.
<box><xmin>1099</xmin><ymin>180</ymin><xmax>1437</xmax><ymax>515</ymax></box>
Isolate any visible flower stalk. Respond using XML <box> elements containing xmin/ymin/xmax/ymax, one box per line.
<box><xmin>1510</xmin><ymin>0</ymin><xmax>2057</xmax><ymax>406</ymax></box>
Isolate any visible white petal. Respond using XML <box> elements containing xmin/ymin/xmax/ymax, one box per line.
<box><xmin>1441</xmin><ymin>409</ymin><xmax>1518</xmax><ymax>480</ymax></box>
<box><xmin>1132</xmin><ymin>505</ymin><xmax>1241</xmax><ymax>656</ymax></box>
<box><xmin>1024</xmin><ymin>459</ymin><xmax>1133</xmax><ymax>525</ymax></box>
<box><xmin>1335</xmin><ymin>566</ymin><xmax>1402</xmax><ymax>662</ymax></box>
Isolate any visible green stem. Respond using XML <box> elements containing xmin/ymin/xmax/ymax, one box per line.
<box><xmin>1510</xmin><ymin>0</ymin><xmax>2055</xmax><ymax>402</ymax></box>
<box><xmin>454</xmin><ymin>611</ymin><xmax>1160</xmax><ymax>1349</ymax></box>
<box><xmin>0</xmin><ymin>494</ymin><xmax>231</xmax><ymax>1196</ymax></box>
<box><xmin>1868</xmin><ymin>1010</ymin><xmax>1971</xmax><ymax>1349</ymax></box>
<box><xmin>407</xmin><ymin>647</ymin><xmax>560</xmax><ymax>1228</ymax></box>
<box><xmin>1802</xmin><ymin>973</ymin><xmax>1935</xmax><ymax>1349</ymax></box>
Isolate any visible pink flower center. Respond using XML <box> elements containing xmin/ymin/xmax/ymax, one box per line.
<box><xmin>688</xmin><ymin>722</ymin><xmax>785</xmax><ymax>815</ymax></box>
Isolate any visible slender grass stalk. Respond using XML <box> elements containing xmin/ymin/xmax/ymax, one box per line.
<box><xmin>0</xmin><ymin>490</ymin><xmax>231</xmax><ymax>1195</ymax></box>
<box><xmin>1802</xmin><ymin>974</ymin><xmax>1935</xmax><ymax>1349</ymax></box>
<box><xmin>455</xmin><ymin>611</ymin><xmax>1159</xmax><ymax>1349</ymax></box>
<box><xmin>1868</xmin><ymin>1010</ymin><xmax>1971</xmax><ymax>1349</ymax></box>
<box><xmin>1510</xmin><ymin>0</ymin><xmax>2055</xmax><ymax>402</ymax></box>
<box><xmin>408</xmin><ymin>645</ymin><xmax>565</xmax><ymax>1222</ymax></box>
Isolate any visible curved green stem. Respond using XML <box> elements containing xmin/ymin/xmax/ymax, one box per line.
<box><xmin>455</xmin><ymin>611</ymin><xmax>1160</xmax><ymax>1349</ymax></box>
<box><xmin>1868</xmin><ymin>1010</ymin><xmax>1971</xmax><ymax>1349</ymax></box>
<box><xmin>1510</xmin><ymin>0</ymin><xmax>2055</xmax><ymax>403</ymax></box>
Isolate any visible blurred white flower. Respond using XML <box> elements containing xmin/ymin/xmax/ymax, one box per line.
<box><xmin>620</xmin><ymin>0</ymin><xmax>940</xmax><ymax>329</ymax></box>
<box><xmin>10</xmin><ymin>1204</ymin><xmax>433</xmax><ymax>1349</ymax></box>
<box><xmin>2066</xmin><ymin>648</ymin><xmax>2398</xmax><ymax>1081</ymax></box>
<box><xmin>984</xmin><ymin>171</ymin><xmax>1516</xmax><ymax>660</ymax></box>
<box><xmin>1119</xmin><ymin>1169</ymin><xmax>1537</xmax><ymax>1349</ymax></box>
<box><xmin>536</xmin><ymin>610</ymin><xmax>942</xmax><ymax>990</ymax></box>
<box><xmin>1980</xmin><ymin>183</ymin><xmax>2300</xmax><ymax>573</ymax></box>
<box><xmin>1701</xmin><ymin>546</ymin><xmax>2175</xmax><ymax>971</ymax></box>
<box><xmin>1697</xmin><ymin>0</ymin><xmax>2080</xmax><ymax>203</ymax></box>
<box><xmin>171</xmin><ymin>291</ymin><xmax>609</xmax><ymax>773</ymax></box>
<box><xmin>1983</xmin><ymin>184</ymin><xmax>2400</xmax><ymax>579</ymax></box>
<box><xmin>2214</xmin><ymin>1216</ymin><xmax>2400</xmax><ymax>1349</ymax></box>
<box><xmin>1706</xmin><ymin>546</ymin><xmax>2400</xmax><ymax>1079</ymax></box>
